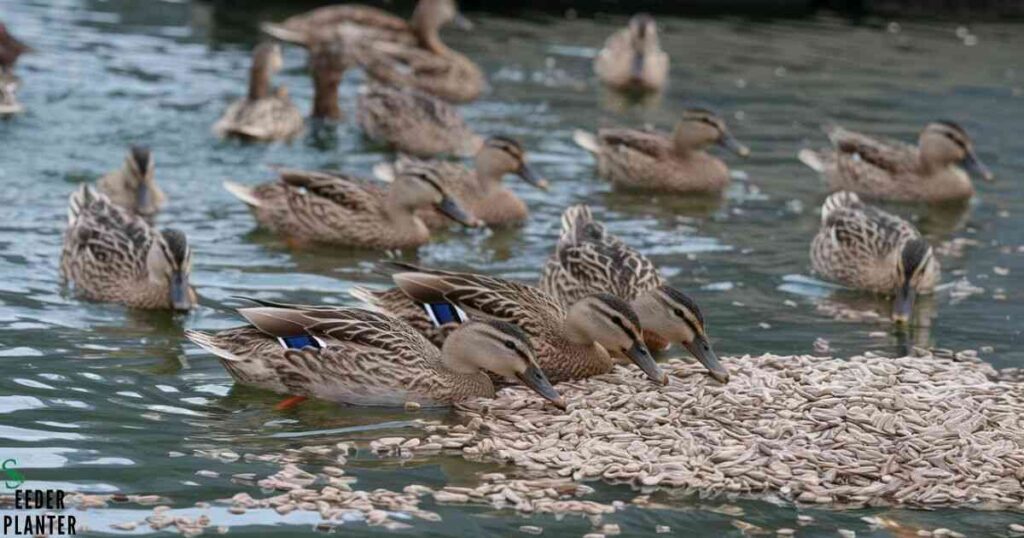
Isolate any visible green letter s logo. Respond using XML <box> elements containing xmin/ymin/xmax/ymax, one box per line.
<box><xmin>2</xmin><ymin>458</ymin><xmax>24</xmax><ymax>489</ymax></box>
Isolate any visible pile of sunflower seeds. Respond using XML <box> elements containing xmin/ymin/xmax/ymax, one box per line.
<box><xmin>416</xmin><ymin>352</ymin><xmax>1024</xmax><ymax>509</ymax></box>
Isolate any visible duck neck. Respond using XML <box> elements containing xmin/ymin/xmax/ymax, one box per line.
<box><xmin>412</xmin><ymin>11</ymin><xmax>450</xmax><ymax>55</ymax></box>
<box><xmin>311</xmin><ymin>68</ymin><xmax>343</xmax><ymax>120</ymax></box>
<box><xmin>248</xmin><ymin>61</ymin><xmax>272</xmax><ymax>100</ymax></box>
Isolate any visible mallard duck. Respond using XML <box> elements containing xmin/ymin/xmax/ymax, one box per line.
<box><xmin>351</xmin><ymin>263</ymin><xmax>665</xmax><ymax>385</ymax></box>
<box><xmin>811</xmin><ymin>191</ymin><xmax>941</xmax><ymax>323</ymax></box>
<box><xmin>60</xmin><ymin>185</ymin><xmax>196</xmax><ymax>311</ymax></box>
<box><xmin>574</xmin><ymin>108</ymin><xmax>750</xmax><ymax>193</ymax></box>
<box><xmin>594</xmin><ymin>13</ymin><xmax>669</xmax><ymax>94</ymax></box>
<box><xmin>540</xmin><ymin>205</ymin><xmax>728</xmax><ymax>382</ymax></box>
<box><xmin>356</xmin><ymin>84</ymin><xmax>481</xmax><ymax>157</ymax></box>
<box><xmin>798</xmin><ymin>122</ymin><xmax>993</xmax><ymax>203</ymax></box>
<box><xmin>223</xmin><ymin>164</ymin><xmax>480</xmax><ymax>250</ymax></box>
<box><xmin>213</xmin><ymin>43</ymin><xmax>304</xmax><ymax>142</ymax></box>
<box><xmin>185</xmin><ymin>303</ymin><xmax>564</xmax><ymax>409</ymax></box>
<box><xmin>374</xmin><ymin>136</ymin><xmax>547</xmax><ymax>228</ymax></box>
<box><xmin>97</xmin><ymin>146</ymin><xmax>165</xmax><ymax>218</ymax></box>
<box><xmin>262</xmin><ymin>0</ymin><xmax>472</xmax><ymax>50</ymax></box>
<box><xmin>0</xmin><ymin>69</ymin><xmax>21</xmax><ymax>116</ymax></box>
<box><xmin>356</xmin><ymin>38</ymin><xmax>484</xmax><ymax>103</ymax></box>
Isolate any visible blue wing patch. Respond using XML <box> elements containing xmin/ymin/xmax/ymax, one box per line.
<box><xmin>423</xmin><ymin>302</ymin><xmax>468</xmax><ymax>327</ymax></box>
<box><xmin>277</xmin><ymin>334</ymin><xmax>323</xmax><ymax>350</ymax></box>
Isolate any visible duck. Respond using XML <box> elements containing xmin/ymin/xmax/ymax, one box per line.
<box><xmin>356</xmin><ymin>84</ymin><xmax>482</xmax><ymax>157</ymax></box>
<box><xmin>574</xmin><ymin>107</ymin><xmax>749</xmax><ymax>193</ymax></box>
<box><xmin>213</xmin><ymin>43</ymin><xmax>304</xmax><ymax>142</ymax></box>
<box><xmin>594</xmin><ymin>13</ymin><xmax>669</xmax><ymax>94</ymax></box>
<box><xmin>540</xmin><ymin>205</ymin><xmax>728</xmax><ymax>382</ymax></box>
<box><xmin>373</xmin><ymin>136</ymin><xmax>548</xmax><ymax>228</ymax></box>
<box><xmin>223</xmin><ymin>164</ymin><xmax>481</xmax><ymax>250</ymax></box>
<box><xmin>261</xmin><ymin>0</ymin><xmax>472</xmax><ymax>51</ymax></box>
<box><xmin>798</xmin><ymin>122</ymin><xmax>993</xmax><ymax>203</ymax></box>
<box><xmin>356</xmin><ymin>38</ymin><xmax>485</xmax><ymax>103</ymax></box>
<box><xmin>810</xmin><ymin>191</ymin><xmax>941</xmax><ymax>324</ymax></box>
<box><xmin>60</xmin><ymin>185</ymin><xmax>196</xmax><ymax>311</ymax></box>
<box><xmin>97</xmin><ymin>146</ymin><xmax>165</xmax><ymax>218</ymax></box>
<box><xmin>350</xmin><ymin>262</ymin><xmax>665</xmax><ymax>385</ymax></box>
<box><xmin>185</xmin><ymin>303</ymin><xmax>564</xmax><ymax>410</ymax></box>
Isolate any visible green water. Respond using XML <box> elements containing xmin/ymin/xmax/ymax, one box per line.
<box><xmin>0</xmin><ymin>0</ymin><xmax>1022</xmax><ymax>535</ymax></box>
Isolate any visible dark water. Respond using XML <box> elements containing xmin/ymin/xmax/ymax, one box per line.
<box><xmin>1</xmin><ymin>0</ymin><xmax>1022</xmax><ymax>535</ymax></box>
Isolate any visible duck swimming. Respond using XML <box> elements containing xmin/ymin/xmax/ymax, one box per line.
<box><xmin>574</xmin><ymin>107</ymin><xmax>749</xmax><ymax>193</ymax></box>
<box><xmin>186</xmin><ymin>304</ymin><xmax>564</xmax><ymax>410</ymax></box>
<box><xmin>810</xmin><ymin>191</ymin><xmax>940</xmax><ymax>324</ymax></box>
<box><xmin>60</xmin><ymin>185</ymin><xmax>196</xmax><ymax>311</ymax></box>
<box><xmin>798</xmin><ymin>121</ymin><xmax>993</xmax><ymax>203</ymax></box>
<box><xmin>595</xmin><ymin>13</ymin><xmax>669</xmax><ymax>94</ymax></box>
<box><xmin>213</xmin><ymin>43</ymin><xmax>304</xmax><ymax>142</ymax></box>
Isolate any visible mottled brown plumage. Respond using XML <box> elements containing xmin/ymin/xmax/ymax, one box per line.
<box><xmin>185</xmin><ymin>304</ymin><xmax>563</xmax><ymax>409</ymax></box>
<box><xmin>575</xmin><ymin>108</ymin><xmax>749</xmax><ymax>193</ymax></box>
<box><xmin>375</xmin><ymin>136</ymin><xmax>548</xmax><ymax>228</ymax></box>
<box><xmin>223</xmin><ymin>165</ymin><xmax>480</xmax><ymax>250</ymax></box>
<box><xmin>356</xmin><ymin>84</ymin><xmax>482</xmax><ymax>157</ymax></box>
<box><xmin>811</xmin><ymin>191</ymin><xmax>941</xmax><ymax>322</ymax></box>
<box><xmin>357</xmin><ymin>40</ymin><xmax>484</xmax><ymax>103</ymax></box>
<box><xmin>351</xmin><ymin>263</ymin><xmax>665</xmax><ymax>384</ymax></box>
<box><xmin>97</xmin><ymin>146</ymin><xmax>165</xmax><ymax>218</ymax></box>
<box><xmin>213</xmin><ymin>43</ymin><xmax>304</xmax><ymax>142</ymax></box>
<box><xmin>540</xmin><ymin>205</ymin><xmax>728</xmax><ymax>382</ymax></box>
<box><xmin>799</xmin><ymin>122</ymin><xmax>993</xmax><ymax>202</ymax></box>
<box><xmin>60</xmin><ymin>185</ymin><xmax>196</xmax><ymax>311</ymax></box>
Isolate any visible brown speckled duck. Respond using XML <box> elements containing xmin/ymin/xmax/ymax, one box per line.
<box><xmin>574</xmin><ymin>108</ymin><xmax>749</xmax><ymax>193</ymax></box>
<box><xmin>213</xmin><ymin>43</ymin><xmax>304</xmax><ymax>141</ymax></box>
<box><xmin>595</xmin><ymin>13</ymin><xmax>669</xmax><ymax>94</ymax></box>
<box><xmin>540</xmin><ymin>205</ymin><xmax>728</xmax><ymax>382</ymax></box>
<box><xmin>97</xmin><ymin>146</ymin><xmax>165</xmax><ymax>218</ymax></box>
<box><xmin>798</xmin><ymin>121</ymin><xmax>993</xmax><ymax>202</ymax></box>
<box><xmin>60</xmin><ymin>185</ymin><xmax>196</xmax><ymax>311</ymax></box>
<box><xmin>186</xmin><ymin>304</ymin><xmax>564</xmax><ymax>409</ymax></box>
<box><xmin>373</xmin><ymin>136</ymin><xmax>548</xmax><ymax>228</ymax></box>
<box><xmin>350</xmin><ymin>262</ymin><xmax>665</xmax><ymax>385</ymax></box>
<box><xmin>261</xmin><ymin>0</ymin><xmax>472</xmax><ymax>51</ymax></box>
<box><xmin>223</xmin><ymin>165</ymin><xmax>480</xmax><ymax>250</ymax></box>
<box><xmin>356</xmin><ymin>84</ymin><xmax>482</xmax><ymax>157</ymax></box>
<box><xmin>811</xmin><ymin>191</ymin><xmax>941</xmax><ymax>324</ymax></box>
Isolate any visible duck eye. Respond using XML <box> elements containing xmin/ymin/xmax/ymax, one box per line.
<box><xmin>504</xmin><ymin>340</ymin><xmax>516</xmax><ymax>350</ymax></box>
<box><xmin>673</xmin><ymin>308</ymin><xmax>686</xmax><ymax>318</ymax></box>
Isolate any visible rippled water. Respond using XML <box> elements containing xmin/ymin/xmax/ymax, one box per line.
<box><xmin>1</xmin><ymin>0</ymin><xmax>1022</xmax><ymax>535</ymax></box>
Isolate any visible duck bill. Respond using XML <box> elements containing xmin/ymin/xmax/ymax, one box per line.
<box><xmin>719</xmin><ymin>132</ymin><xmax>750</xmax><ymax>157</ymax></box>
<box><xmin>683</xmin><ymin>334</ymin><xmax>729</xmax><ymax>383</ymax></box>
<box><xmin>170</xmin><ymin>272</ymin><xmax>194</xmax><ymax>312</ymax></box>
<box><xmin>436</xmin><ymin>196</ymin><xmax>480</xmax><ymax>228</ymax></box>
<box><xmin>135</xmin><ymin>181</ymin><xmax>152</xmax><ymax>213</ymax></box>
<box><xmin>892</xmin><ymin>283</ymin><xmax>916</xmax><ymax>325</ymax></box>
<box><xmin>625</xmin><ymin>340</ymin><xmax>667</xmax><ymax>385</ymax></box>
<box><xmin>630</xmin><ymin>51</ymin><xmax>645</xmax><ymax>81</ymax></box>
<box><xmin>963</xmin><ymin>149</ymin><xmax>994</xmax><ymax>181</ymax></box>
<box><xmin>517</xmin><ymin>163</ymin><xmax>549</xmax><ymax>191</ymax></box>
<box><xmin>452</xmin><ymin>13</ymin><xmax>474</xmax><ymax>31</ymax></box>
<box><xmin>515</xmin><ymin>364</ymin><xmax>565</xmax><ymax>410</ymax></box>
